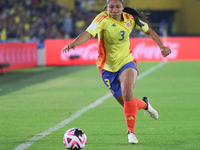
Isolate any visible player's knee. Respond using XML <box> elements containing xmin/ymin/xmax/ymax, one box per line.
<box><xmin>122</xmin><ymin>88</ymin><xmax>134</xmax><ymax>101</ymax></box>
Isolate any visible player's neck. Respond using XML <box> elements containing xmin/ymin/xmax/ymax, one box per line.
<box><xmin>112</xmin><ymin>14</ymin><xmax>123</xmax><ymax>22</ymax></box>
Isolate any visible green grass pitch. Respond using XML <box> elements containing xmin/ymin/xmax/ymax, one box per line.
<box><xmin>0</xmin><ymin>61</ymin><xmax>200</xmax><ymax>150</ymax></box>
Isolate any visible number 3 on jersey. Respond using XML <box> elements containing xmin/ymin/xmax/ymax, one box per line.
<box><xmin>119</xmin><ymin>31</ymin><xmax>125</xmax><ymax>41</ymax></box>
<box><xmin>104</xmin><ymin>79</ymin><xmax>111</xmax><ymax>88</ymax></box>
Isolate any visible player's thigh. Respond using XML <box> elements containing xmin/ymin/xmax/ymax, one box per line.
<box><xmin>119</xmin><ymin>68</ymin><xmax>138</xmax><ymax>90</ymax></box>
<box><xmin>119</xmin><ymin>68</ymin><xmax>138</xmax><ymax>101</ymax></box>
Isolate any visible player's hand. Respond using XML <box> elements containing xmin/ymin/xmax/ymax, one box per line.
<box><xmin>160</xmin><ymin>47</ymin><xmax>172</xmax><ymax>57</ymax></box>
<box><xmin>62</xmin><ymin>43</ymin><xmax>75</xmax><ymax>53</ymax></box>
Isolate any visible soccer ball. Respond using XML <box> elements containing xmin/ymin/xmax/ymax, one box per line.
<box><xmin>63</xmin><ymin>128</ymin><xmax>87</xmax><ymax>150</ymax></box>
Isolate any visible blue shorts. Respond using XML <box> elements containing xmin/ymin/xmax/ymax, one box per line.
<box><xmin>100</xmin><ymin>60</ymin><xmax>139</xmax><ymax>98</ymax></box>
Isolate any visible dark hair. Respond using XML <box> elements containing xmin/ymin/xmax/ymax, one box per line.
<box><xmin>123</xmin><ymin>7</ymin><xmax>149</xmax><ymax>27</ymax></box>
<box><xmin>104</xmin><ymin>0</ymin><xmax>149</xmax><ymax>27</ymax></box>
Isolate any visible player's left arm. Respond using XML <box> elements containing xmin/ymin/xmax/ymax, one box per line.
<box><xmin>145</xmin><ymin>28</ymin><xmax>172</xmax><ymax>57</ymax></box>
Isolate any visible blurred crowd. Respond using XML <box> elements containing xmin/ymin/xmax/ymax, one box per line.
<box><xmin>0</xmin><ymin>0</ymin><xmax>175</xmax><ymax>48</ymax></box>
<box><xmin>0</xmin><ymin>0</ymin><xmax>96</xmax><ymax>48</ymax></box>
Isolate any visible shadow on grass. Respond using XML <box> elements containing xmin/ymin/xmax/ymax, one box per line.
<box><xmin>0</xmin><ymin>65</ymin><xmax>93</xmax><ymax>96</ymax></box>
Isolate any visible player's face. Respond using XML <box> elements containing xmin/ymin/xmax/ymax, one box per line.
<box><xmin>107</xmin><ymin>0</ymin><xmax>124</xmax><ymax>21</ymax></box>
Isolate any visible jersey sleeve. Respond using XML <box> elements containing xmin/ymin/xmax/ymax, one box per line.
<box><xmin>86</xmin><ymin>12</ymin><xmax>108</xmax><ymax>37</ymax></box>
<box><xmin>135</xmin><ymin>20</ymin><xmax>149</xmax><ymax>33</ymax></box>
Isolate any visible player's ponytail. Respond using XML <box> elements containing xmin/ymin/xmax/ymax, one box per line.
<box><xmin>123</xmin><ymin>7</ymin><xmax>149</xmax><ymax>27</ymax></box>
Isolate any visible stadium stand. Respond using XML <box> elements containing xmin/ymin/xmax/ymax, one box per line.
<box><xmin>0</xmin><ymin>0</ymin><xmax>182</xmax><ymax>49</ymax></box>
<box><xmin>0</xmin><ymin>0</ymin><xmax>96</xmax><ymax>48</ymax></box>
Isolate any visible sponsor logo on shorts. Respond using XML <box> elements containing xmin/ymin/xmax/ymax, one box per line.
<box><xmin>110</xmin><ymin>90</ymin><xmax>114</xmax><ymax>95</ymax></box>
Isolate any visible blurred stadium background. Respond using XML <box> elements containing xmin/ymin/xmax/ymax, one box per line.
<box><xmin>0</xmin><ymin>0</ymin><xmax>200</xmax><ymax>72</ymax></box>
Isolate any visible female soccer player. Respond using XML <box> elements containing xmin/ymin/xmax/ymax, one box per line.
<box><xmin>63</xmin><ymin>0</ymin><xmax>171</xmax><ymax>144</ymax></box>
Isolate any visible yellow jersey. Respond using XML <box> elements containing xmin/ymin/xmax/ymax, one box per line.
<box><xmin>86</xmin><ymin>11</ymin><xmax>149</xmax><ymax>72</ymax></box>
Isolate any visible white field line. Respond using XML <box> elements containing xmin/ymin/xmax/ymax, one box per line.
<box><xmin>13</xmin><ymin>61</ymin><xmax>167</xmax><ymax>150</ymax></box>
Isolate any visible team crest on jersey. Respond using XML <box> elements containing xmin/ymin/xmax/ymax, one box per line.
<box><xmin>125</xmin><ymin>22</ymin><xmax>131</xmax><ymax>29</ymax></box>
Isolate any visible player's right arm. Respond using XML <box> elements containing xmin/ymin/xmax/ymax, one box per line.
<box><xmin>62</xmin><ymin>31</ymin><xmax>92</xmax><ymax>53</ymax></box>
<box><xmin>63</xmin><ymin>12</ymin><xmax>107</xmax><ymax>53</ymax></box>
